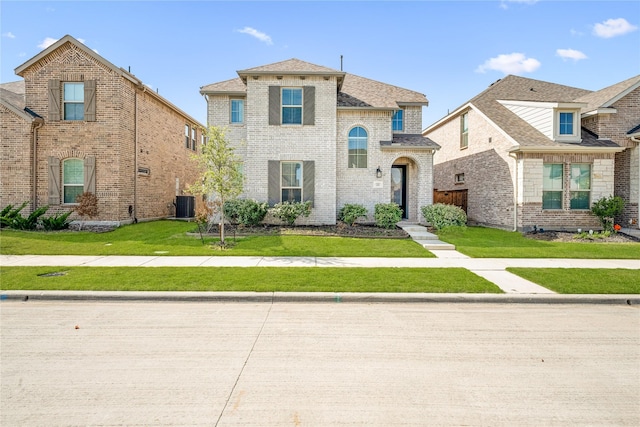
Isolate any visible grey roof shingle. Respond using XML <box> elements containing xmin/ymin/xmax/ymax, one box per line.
<box><xmin>0</xmin><ymin>80</ymin><xmax>26</xmax><ymax>110</ymax></box>
<box><xmin>202</xmin><ymin>59</ymin><xmax>428</xmax><ymax>109</ymax></box>
<box><xmin>575</xmin><ymin>75</ymin><xmax>640</xmax><ymax>113</ymax></box>
<box><xmin>468</xmin><ymin>75</ymin><xmax>616</xmax><ymax>148</ymax></box>
<box><xmin>380</xmin><ymin>134</ymin><xmax>440</xmax><ymax>150</ymax></box>
<box><xmin>628</xmin><ymin>123</ymin><xmax>640</xmax><ymax>135</ymax></box>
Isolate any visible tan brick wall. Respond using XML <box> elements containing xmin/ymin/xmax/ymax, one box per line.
<box><xmin>0</xmin><ymin>107</ymin><xmax>33</xmax><ymax>209</ymax></box>
<box><xmin>3</xmin><ymin>41</ymin><xmax>201</xmax><ymax>223</ymax></box>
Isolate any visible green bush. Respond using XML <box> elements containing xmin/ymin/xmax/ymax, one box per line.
<box><xmin>374</xmin><ymin>203</ymin><xmax>402</xmax><ymax>229</ymax></box>
<box><xmin>271</xmin><ymin>201</ymin><xmax>312</xmax><ymax>226</ymax></box>
<box><xmin>591</xmin><ymin>195</ymin><xmax>624</xmax><ymax>232</ymax></box>
<box><xmin>1</xmin><ymin>202</ymin><xmax>28</xmax><ymax>228</ymax></box>
<box><xmin>41</xmin><ymin>211</ymin><xmax>73</xmax><ymax>231</ymax></box>
<box><xmin>421</xmin><ymin>203</ymin><xmax>467</xmax><ymax>230</ymax></box>
<box><xmin>338</xmin><ymin>204</ymin><xmax>368</xmax><ymax>226</ymax></box>
<box><xmin>224</xmin><ymin>199</ymin><xmax>268</xmax><ymax>226</ymax></box>
<box><xmin>6</xmin><ymin>205</ymin><xmax>49</xmax><ymax>230</ymax></box>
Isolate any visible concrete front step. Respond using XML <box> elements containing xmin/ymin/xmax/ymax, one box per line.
<box><xmin>407</xmin><ymin>232</ymin><xmax>439</xmax><ymax>241</ymax></box>
<box><xmin>415</xmin><ymin>240</ymin><xmax>456</xmax><ymax>250</ymax></box>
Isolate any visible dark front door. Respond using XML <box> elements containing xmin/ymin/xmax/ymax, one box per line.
<box><xmin>391</xmin><ymin>165</ymin><xmax>407</xmax><ymax>219</ymax></box>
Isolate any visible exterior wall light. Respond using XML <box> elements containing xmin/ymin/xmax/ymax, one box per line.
<box><xmin>376</xmin><ymin>166</ymin><xmax>382</xmax><ymax>178</ymax></box>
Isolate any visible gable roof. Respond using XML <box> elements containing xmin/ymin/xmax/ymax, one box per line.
<box><xmin>574</xmin><ymin>74</ymin><xmax>640</xmax><ymax>113</ymax></box>
<box><xmin>12</xmin><ymin>35</ymin><xmax>203</xmax><ymax>127</ymax></box>
<box><xmin>0</xmin><ymin>80</ymin><xmax>26</xmax><ymax>110</ymax></box>
<box><xmin>202</xmin><ymin>59</ymin><xmax>428</xmax><ymax>109</ymax></box>
<box><xmin>425</xmin><ymin>75</ymin><xmax>622</xmax><ymax>151</ymax></box>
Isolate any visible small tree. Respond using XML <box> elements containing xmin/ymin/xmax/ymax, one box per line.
<box><xmin>188</xmin><ymin>126</ymin><xmax>243</xmax><ymax>246</ymax></box>
<box><xmin>75</xmin><ymin>192</ymin><xmax>98</xmax><ymax>230</ymax></box>
<box><xmin>591</xmin><ymin>195</ymin><xmax>624</xmax><ymax>232</ymax></box>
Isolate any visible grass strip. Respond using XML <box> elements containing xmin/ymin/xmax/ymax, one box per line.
<box><xmin>507</xmin><ymin>268</ymin><xmax>640</xmax><ymax>294</ymax></box>
<box><xmin>0</xmin><ymin>267</ymin><xmax>500</xmax><ymax>293</ymax></box>
<box><xmin>0</xmin><ymin>222</ymin><xmax>432</xmax><ymax>258</ymax></box>
<box><xmin>438</xmin><ymin>227</ymin><xmax>640</xmax><ymax>259</ymax></box>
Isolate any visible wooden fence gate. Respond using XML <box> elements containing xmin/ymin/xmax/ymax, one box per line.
<box><xmin>433</xmin><ymin>189</ymin><xmax>468</xmax><ymax>213</ymax></box>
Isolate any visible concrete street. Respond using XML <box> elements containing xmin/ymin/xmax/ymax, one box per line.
<box><xmin>2</xmin><ymin>300</ymin><xmax>639</xmax><ymax>426</ymax></box>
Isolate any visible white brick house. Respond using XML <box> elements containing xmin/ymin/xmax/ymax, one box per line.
<box><xmin>423</xmin><ymin>75</ymin><xmax>638</xmax><ymax>232</ymax></box>
<box><xmin>200</xmin><ymin>59</ymin><xmax>439</xmax><ymax>225</ymax></box>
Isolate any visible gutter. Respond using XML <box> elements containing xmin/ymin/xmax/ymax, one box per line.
<box><xmin>31</xmin><ymin>117</ymin><xmax>44</xmax><ymax>210</ymax></box>
<box><xmin>509</xmin><ymin>152</ymin><xmax>518</xmax><ymax>232</ymax></box>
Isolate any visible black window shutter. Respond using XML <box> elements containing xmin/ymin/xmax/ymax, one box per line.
<box><xmin>268</xmin><ymin>86</ymin><xmax>280</xmax><ymax>125</ymax></box>
<box><xmin>268</xmin><ymin>160</ymin><xmax>280</xmax><ymax>206</ymax></box>
<box><xmin>303</xmin><ymin>161</ymin><xmax>314</xmax><ymax>206</ymax></box>
<box><xmin>303</xmin><ymin>86</ymin><xmax>315</xmax><ymax>126</ymax></box>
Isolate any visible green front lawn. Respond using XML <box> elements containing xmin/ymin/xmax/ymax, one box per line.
<box><xmin>438</xmin><ymin>226</ymin><xmax>640</xmax><ymax>259</ymax></box>
<box><xmin>508</xmin><ymin>268</ymin><xmax>640</xmax><ymax>294</ymax></box>
<box><xmin>0</xmin><ymin>267</ymin><xmax>500</xmax><ymax>293</ymax></box>
<box><xmin>0</xmin><ymin>220</ymin><xmax>433</xmax><ymax>258</ymax></box>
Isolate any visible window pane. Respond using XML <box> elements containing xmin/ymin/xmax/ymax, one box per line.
<box><xmin>64</xmin><ymin>159</ymin><xmax>84</xmax><ymax>184</ymax></box>
<box><xmin>392</xmin><ymin>110</ymin><xmax>403</xmax><ymax>131</ymax></box>
<box><xmin>570</xmin><ymin>191</ymin><xmax>590</xmax><ymax>209</ymax></box>
<box><xmin>64</xmin><ymin>83</ymin><xmax>84</xmax><ymax>101</ymax></box>
<box><xmin>281</xmin><ymin>162</ymin><xmax>301</xmax><ymax>187</ymax></box>
<box><xmin>64</xmin><ymin>103</ymin><xmax>84</xmax><ymax>120</ymax></box>
<box><xmin>282</xmin><ymin>88</ymin><xmax>302</xmax><ymax>106</ymax></box>
<box><xmin>543</xmin><ymin>164</ymin><xmax>563</xmax><ymax>190</ymax></box>
<box><xmin>570</xmin><ymin>164</ymin><xmax>590</xmax><ymax>190</ymax></box>
<box><xmin>64</xmin><ymin>186</ymin><xmax>84</xmax><ymax>204</ymax></box>
<box><xmin>542</xmin><ymin>191</ymin><xmax>563</xmax><ymax>209</ymax></box>
<box><xmin>231</xmin><ymin>100</ymin><xmax>244</xmax><ymax>123</ymax></box>
<box><xmin>559</xmin><ymin>112</ymin><xmax>573</xmax><ymax>135</ymax></box>
<box><xmin>282</xmin><ymin>189</ymin><xmax>302</xmax><ymax>203</ymax></box>
<box><xmin>282</xmin><ymin>107</ymin><xmax>302</xmax><ymax>124</ymax></box>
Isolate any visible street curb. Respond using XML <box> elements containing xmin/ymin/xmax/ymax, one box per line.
<box><xmin>1</xmin><ymin>291</ymin><xmax>638</xmax><ymax>305</ymax></box>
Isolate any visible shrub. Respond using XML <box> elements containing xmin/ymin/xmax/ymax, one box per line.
<box><xmin>338</xmin><ymin>204</ymin><xmax>368</xmax><ymax>226</ymax></box>
<box><xmin>1</xmin><ymin>202</ymin><xmax>28</xmax><ymax>228</ymax></box>
<box><xmin>421</xmin><ymin>203</ymin><xmax>467</xmax><ymax>230</ymax></box>
<box><xmin>374</xmin><ymin>203</ymin><xmax>402</xmax><ymax>229</ymax></box>
<box><xmin>7</xmin><ymin>205</ymin><xmax>49</xmax><ymax>230</ymax></box>
<box><xmin>225</xmin><ymin>199</ymin><xmax>268</xmax><ymax>226</ymax></box>
<box><xmin>41</xmin><ymin>211</ymin><xmax>73</xmax><ymax>231</ymax></box>
<box><xmin>271</xmin><ymin>201</ymin><xmax>311</xmax><ymax>226</ymax></box>
<box><xmin>591</xmin><ymin>195</ymin><xmax>624</xmax><ymax>232</ymax></box>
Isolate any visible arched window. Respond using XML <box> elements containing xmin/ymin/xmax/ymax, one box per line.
<box><xmin>63</xmin><ymin>158</ymin><xmax>84</xmax><ymax>203</ymax></box>
<box><xmin>348</xmin><ymin>127</ymin><xmax>367</xmax><ymax>168</ymax></box>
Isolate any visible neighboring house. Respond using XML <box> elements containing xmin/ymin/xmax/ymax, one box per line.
<box><xmin>0</xmin><ymin>35</ymin><xmax>204</xmax><ymax>224</ymax></box>
<box><xmin>200</xmin><ymin>59</ymin><xmax>439</xmax><ymax>225</ymax></box>
<box><xmin>423</xmin><ymin>74</ymin><xmax>638</xmax><ymax>232</ymax></box>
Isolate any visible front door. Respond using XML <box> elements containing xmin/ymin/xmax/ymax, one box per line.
<box><xmin>391</xmin><ymin>165</ymin><xmax>407</xmax><ymax>219</ymax></box>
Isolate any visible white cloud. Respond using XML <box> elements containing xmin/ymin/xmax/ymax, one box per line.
<box><xmin>556</xmin><ymin>48</ymin><xmax>588</xmax><ymax>61</ymax></box>
<box><xmin>475</xmin><ymin>52</ymin><xmax>541</xmax><ymax>74</ymax></box>
<box><xmin>570</xmin><ymin>29</ymin><xmax>584</xmax><ymax>37</ymax></box>
<box><xmin>500</xmin><ymin>0</ymin><xmax>538</xmax><ymax>10</ymax></box>
<box><xmin>236</xmin><ymin>27</ymin><xmax>273</xmax><ymax>45</ymax></box>
<box><xmin>593</xmin><ymin>18</ymin><xmax>638</xmax><ymax>38</ymax></box>
<box><xmin>3</xmin><ymin>32</ymin><xmax>16</xmax><ymax>39</ymax></box>
<box><xmin>37</xmin><ymin>37</ymin><xmax>58</xmax><ymax>49</ymax></box>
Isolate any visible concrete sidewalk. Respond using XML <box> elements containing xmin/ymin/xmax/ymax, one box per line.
<box><xmin>2</xmin><ymin>254</ymin><xmax>638</xmax><ymax>298</ymax></box>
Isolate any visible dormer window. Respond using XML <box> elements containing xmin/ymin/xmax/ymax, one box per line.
<box><xmin>554</xmin><ymin>109</ymin><xmax>580</xmax><ymax>142</ymax></box>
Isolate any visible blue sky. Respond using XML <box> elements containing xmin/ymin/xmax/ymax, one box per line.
<box><xmin>1</xmin><ymin>0</ymin><xmax>639</xmax><ymax>128</ymax></box>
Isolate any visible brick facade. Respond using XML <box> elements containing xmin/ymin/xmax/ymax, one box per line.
<box><xmin>1</xmin><ymin>36</ymin><xmax>203</xmax><ymax>224</ymax></box>
<box><xmin>202</xmin><ymin>60</ymin><xmax>437</xmax><ymax>225</ymax></box>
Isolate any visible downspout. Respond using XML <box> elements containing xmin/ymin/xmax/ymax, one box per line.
<box><xmin>133</xmin><ymin>84</ymin><xmax>146</xmax><ymax>223</ymax></box>
<box><xmin>632</xmin><ymin>137</ymin><xmax>640</xmax><ymax>227</ymax></box>
<box><xmin>31</xmin><ymin>118</ymin><xmax>44</xmax><ymax>210</ymax></box>
<box><xmin>509</xmin><ymin>152</ymin><xmax>518</xmax><ymax>232</ymax></box>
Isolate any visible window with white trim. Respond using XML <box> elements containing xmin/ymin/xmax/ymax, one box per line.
<box><xmin>460</xmin><ymin>112</ymin><xmax>469</xmax><ymax>149</ymax></box>
<box><xmin>348</xmin><ymin>127</ymin><xmax>367</xmax><ymax>168</ymax></box>
<box><xmin>281</xmin><ymin>162</ymin><xmax>303</xmax><ymax>202</ymax></box>
<box><xmin>231</xmin><ymin>99</ymin><xmax>244</xmax><ymax>124</ymax></box>
<box><xmin>63</xmin><ymin>158</ymin><xmax>84</xmax><ymax>204</ymax></box>
<box><xmin>543</xmin><ymin>163</ymin><xmax>563</xmax><ymax>209</ymax></box>
<box><xmin>282</xmin><ymin>88</ymin><xmax>302</xmax><ymax>125</ymax></box>
<box><xmin>185</xmin><ymin>124</ymin><xmax>190</xmax><ymax>148</ymax></box>
<box><xmin>392</xmin><ymin>110</ymin><xmax>403</xmax><ymax>131</ymax></box>
<box><xmin>63</xmin><ymin>82</ymin><xmax>84</xmax><ymax>120</ymax></box>
<box><xmin>570</xmin><ymin>164</ymin><xmax>591</xmax><ymax>209</ymax></box>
